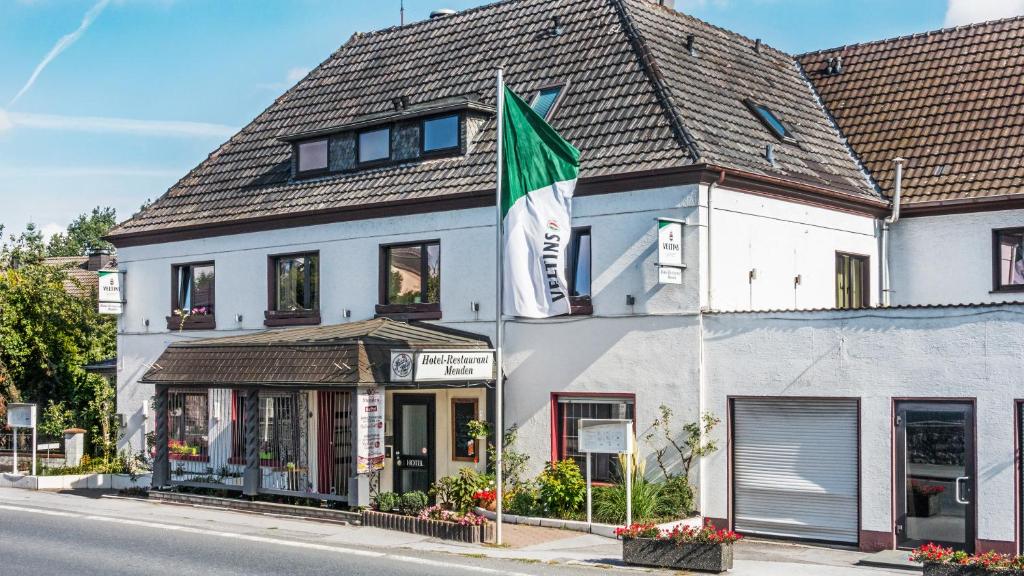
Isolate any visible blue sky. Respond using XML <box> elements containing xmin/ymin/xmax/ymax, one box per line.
<box><xmin>0</xmin><ymin>0</ymin><xmax>1018</xmax><ymax>239</ymax></box>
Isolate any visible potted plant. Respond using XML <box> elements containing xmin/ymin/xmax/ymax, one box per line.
<box><xmin>618</xmin><ymin>520</ymin><xmax>742</xmax><ymax>573</ymax></box>
<box><xmin>910</xmin><ymin>481</ymin><xmax>945</xmax><ymax>518</ymax></box>
<box><xmin>911</xmin><ymin>543</ymin><xmax>1024</xmax><ymax>575</ymax></box>
<box><xmin>473</xmin><ymin>488</ymin><xmax>497</xmax><ymax>512</ymax></box>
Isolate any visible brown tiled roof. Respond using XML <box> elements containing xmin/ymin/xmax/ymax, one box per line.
<box><xmin>798</xmin><ymin>16</ymin><xmax>1024</xmax><ymax>208</ymax></box>
<box><xmin>109</xmin><ymin>0</ymin><xmax>876</xmax><ymax>243</ymax></box>
<box><xmin>141</xmin><ymin>318</ymin><xmax>492</xmax><ymax>387</ymax></box>
<box><xmin>42</xmin><ymin>256</ymin><xmax>97</xmax><ymax>298</ymax></box>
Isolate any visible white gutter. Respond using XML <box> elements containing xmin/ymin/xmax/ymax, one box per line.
<box><xmin>881</xmin><ymin>157</ymin><xmax>904</xmax><ymax>306</ymax></box>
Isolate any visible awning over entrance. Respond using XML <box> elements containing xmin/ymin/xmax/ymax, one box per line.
<box><xmin>142</xmin><ymin>318</ymin><xmax>494</xmax><ymax>388</ymax></box>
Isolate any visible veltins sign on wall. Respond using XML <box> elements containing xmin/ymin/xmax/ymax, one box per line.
<box><xmin>656</xmin><ymin>218</ymin><xmax>685</xmax><ymax>285</ymax></box>
<box><xmin>390</xmin><ymin>350</ymin><xmax>494</xmax><ymax>382</ymax></box>
<box><xmin>97</xmin><ymin>270</ymin><xmax>123</xmax><ymax>315</ymax></box>
<box><xmin>356</xmin><ymin>388</ymin><xmax>385</xmax><ymax>474</ymax></box>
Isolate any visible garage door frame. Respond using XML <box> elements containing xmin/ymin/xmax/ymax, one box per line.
<box><xmin>728</xmin><ymin>396</ymin><xmax>861</xmax><ymax>546</ymax></box>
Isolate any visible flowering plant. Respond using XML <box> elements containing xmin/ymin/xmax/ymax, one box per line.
<box><xmin>910</xmin><ymin>480</ymin><xmax>946</xmax><ymax>496</ymax></box>
<box><xmin>168</xmin><ymin>439</ymin><xmax>199</xmax><ymax>456</ymax></box>
<box><xmin>417</xmin><ymin>504</ymin><xmax>486</xmax><ymax>526</ymax></box>
<box><xmin>615</xmin><ymin>521</ymin><xmax>743</xmax><ymax>545</ymax></box>
<box><xmin>473</xmin><ymin>489</ymin><xmax>497</xmax><ymax>505</ymax></box>
<box><xmin>908</xmin><ymin>543</ymin><xmax>1024</xmax><ymax>568</ymax></box>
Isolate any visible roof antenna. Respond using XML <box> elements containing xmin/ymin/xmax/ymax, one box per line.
<box><xmin>686</xmin><ymin>34</ymin><xmax>696</xmax><ymax>56</ymax></box>
<box><xmin>754</xmin><ymin>38</ymin><xmax>762</xmax><ymax>53</ymax></box>
<box><xmin>400</xmin><ymin>0</ymin><xmax>404</xmax><ymax>26</ymax></box>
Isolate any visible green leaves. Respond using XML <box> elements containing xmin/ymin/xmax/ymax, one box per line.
<box><xmin>537</xmin><ymin>459</ymin><xmax>586</xmax><ymax>519</ymax></box>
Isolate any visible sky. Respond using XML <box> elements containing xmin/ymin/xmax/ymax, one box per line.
<box><xmin>1</xmin><ymin>0</ymin><xmax>1021</xmax><ymax>239</ymax></box>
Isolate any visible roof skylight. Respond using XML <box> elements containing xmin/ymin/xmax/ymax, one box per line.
<box><xmin>531</xmin><ymin>86</ymin><xmax>563</xmax><ymax>120</ymax></box>
<box><xmin>746</xmin><ymin>100</ymin><xmax>796</xmax><ymax>143</ymax></box>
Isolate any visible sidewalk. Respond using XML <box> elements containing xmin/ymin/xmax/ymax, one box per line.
<box><xmin>0</xmin><ymin>488</ymin><xmax>912</xmax><ymax>575</ymax></box>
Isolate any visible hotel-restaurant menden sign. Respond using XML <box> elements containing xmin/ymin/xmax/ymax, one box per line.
<box><xmin>390</xmin><ymin>350</ymin><xmax>495</xmax><ymax>382</ymax></box>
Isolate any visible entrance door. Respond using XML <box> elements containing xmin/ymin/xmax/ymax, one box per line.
<box><xmin>895</xmin><ymin>402</ymin><xmax>975</xmax><ymax>552</ymax></box>
<box><xmin>393</xmin><ymin>395</ymin><xmax>435</xmax><ymax>494</ymax></box>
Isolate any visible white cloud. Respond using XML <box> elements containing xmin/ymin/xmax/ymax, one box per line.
<box><xmin>286</xmin><ymin>67</ymin><xmax>311</xmax><ymax>83</ymax></box>
<box><xmin>9</xmin><ymin>0</ymin><xmax>112</xmax><ymax>106</ymax></box>
<box><xmin>0</xmin><ymin>108</ymin><xmax>10</xmax><ymax>131</ymax></box>
<box><xmin>3</xmin><ymin>110</ymin><xmax>236</xmax><ymax>138</ymax></box>
<box><xmin>39</xmin><ymin>222</ymin><xmax>65</xmax><ymax>241</ymax></box>
<box><xmin>945</xmin><ymin>0</ymin><xmax>1024</xmax><ymax>26</ymax></box>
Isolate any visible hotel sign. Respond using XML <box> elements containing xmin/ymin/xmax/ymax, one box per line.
<box><xmin>97</xmin><ymin>270</ymin><xmax>123</xmax><ymax>315</ymax></box>
<box><xmin>390</xmin><ymin>350</ymin><xmax>495</xmax><ymax>382</ymax></box>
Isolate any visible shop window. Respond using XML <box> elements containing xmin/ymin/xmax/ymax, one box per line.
<box><xmin>169</xmin><ymin>262</ymin><xmax>215</xmax><ymax>330</ymax></box>
<box><xmin>451</xmin><ymin>398</ymin><xmax>479</xmax><ymax>462</ymax></box>
<box><xmin>266</xmin><ymin>252</ymin><xmax>320</xmax><ymax>326</ymax></box>
<box><xmin>554</xmin><ymin>395</ymin><xmax>634</xmax><ymax>483</ymax></box>
<box><xmin>377</xmin><ymin>241</ymin><xmax>441</xmax><ymax>320</ymax></box>
<box><xmin>995</xmin><ymin>228</ymin><xmax>1024</xmax><ymax>292</ymax></box>
<box><xmin>168</xmin><ymin>391</ymin><xmax>209</xmax><ymax>461</ymax></box>
<box><xmin>836</xmin><ymin>252</ymin><xmax>869</xmax><ymax>309</ymax></box>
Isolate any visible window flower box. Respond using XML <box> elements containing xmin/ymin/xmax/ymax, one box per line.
<box><xmin>913</xmin><ymin>544</ymin><xmax>1024</xmax><ymax>575</ymax></box>
<box><xmin>618</xmin><ymin>522</ymin><xmax>742</xmax><ymax>573</ymax></box>
<box><xmin>360</xmin><ymin>510</ymin><xmax>494</xmax><ymax>544</ymax></box>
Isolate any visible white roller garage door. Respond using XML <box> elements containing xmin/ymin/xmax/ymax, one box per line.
<box><xmin>733</xmin><ymin>398</ymin><xmax>859</xmax><ymax>544</ymax></box>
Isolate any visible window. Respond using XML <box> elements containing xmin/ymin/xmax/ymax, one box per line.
<box><xmin>836</xmin><ymin>252</ymin><xmax>869</xmax><ymax>309</ymax></box>
<box><xmin>358</xmin><ymin>127</ymin><xmax>391</xmax><ymax>163</ymax></box>
<box><xmin>383</xmin><ymin>241</ymin><xmax>440</xmax><ymax>305</ymax></box>
<box><xmin>168</xmin><ymin>391</ymin><xmax>209</xmax><ymax>460</ymax></box>
<box><xmin>271</xmin><ymin>253</ymin><xmax>319</xmax><ymax>312</ymax></box>
<box><xmin>257</xmin><ymin>392</ymin><xmax>301</xmax><ymax>469</ymax></box>
<box><xmin>554</xmin><ymin>395</ymin><xmax>634</xmax><ymax>483</ymax></box>
<box><xmin>568</xmin><ymin>228</ymin><xmax>591</xmax><ymax>298</ymax></box>
<box><xmin>995</xmin><ymin>228</ymin><xmax>1024</xmax><ymax>291</ymax></box>
<box><xmin>451</xmin><ymin>398</ymin><xmax>479</xmax><ymax>462</ymax></box>
<box><xmin>422</xmin><ymin>115</ymin><xmax>460</xmax><ymax>153</ymax></box>
<box><xmin>172</xmin><ymin>262</ymin><xmax>215</xmax><ymax>316</ymax></box>
<box><xmin>297</xmin><ymin>139</ymin><xmax>329</xmax><ymax>174</ymax></box>
<box><xmin>745</xmin><ymin>99</ymin><xmax>796</xmax><ymax>142</ymax></box>
<box><xmin>531</xmin><ymin>86</ymin><xmax>563</xmax><ymax>120</ymax></box>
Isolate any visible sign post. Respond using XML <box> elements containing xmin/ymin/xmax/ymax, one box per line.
<box><xmin>579</xmin><ymin>418</ymin><xmax>634</xmax><ymax>527</ymax></box>
<box><xmin>655</xmin><ymin>218</ymin><xmax>686</xmax><ymax>285</ymax></box>
<box><xmin>7</xmin><ymin>403</ymin><xmax>37</xmax><ymax>475</ymax></box>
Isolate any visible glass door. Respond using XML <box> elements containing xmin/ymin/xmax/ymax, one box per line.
<box><xmin>393</xmin><ymin>395</ymin><xmax>435</xmax><ymax>494</ymax></box>
<box><xmin>895</xmin><ymin>402</ymin><xmax>975</xmax><ymax>552</ymax></box>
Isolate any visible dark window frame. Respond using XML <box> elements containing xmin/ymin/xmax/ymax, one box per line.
<box><xmin>567</xmin><ymin>227</ymin><xmax>592</xmax><ymax>315</ymax></box>
<box><xmin>835</xmin><ymin>251</ymin><xmax>870</xmax><ymax>310</ymax></box>
<box><xmin>744</xmin><ymin>98</ymin><xmax>797</xmax><ymax>143</ymax></box>
<box><xmin>551</xmin><ymin>392</ymin><xmax>636</xmax><ymax>484</ymax></box>
<box><xmin>993</xmin><ymin>227</ymin><xmax>1024</xmax><ymax>293</ymax></box>
<box><xmin>167</xmin><ymin>261</ymin><xmax>216</xmax><ymax>330</ymax></box>
<box><xmin>451</xmin><ymin>397</ymin><xmax>480</xmax><ymax>463</ymax></box>
<box><xmin>420</xmin><ymin>113</ymin><xmax>462</xmax><ymax>157</ymax></box>
<box><xmin>356</xmin><ymin>126</ymin><xmax>392</xmax><ymax>166</ymax></box>
<box><xmin>376</xmin><ymin>240</ymin><xmax>441</xmax><ymax>320</ymax></box>
<box><xmin>265</xmin><ymin>251</ymin><xmax>321</xmax><ymax>327</ymax></box>
<box><xmin>530</xmin><ymin>82</ymin><xmax>569</xmax><ymax>121</ymax></box>
<box><xmin>294</xmin><ymin>138</ymin><xmax>331</xmax><ymax>177</ymax></box>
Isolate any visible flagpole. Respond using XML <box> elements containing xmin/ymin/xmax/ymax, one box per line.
<box><xmin>494</xmin><ymin>65</ymin><xmax>505</xmax><ymax>547</ymax></box>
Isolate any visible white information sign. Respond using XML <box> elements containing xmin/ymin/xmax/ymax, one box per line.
<box><xmin>578</xmin><ymin>419</ymin><xmax>634</xmax><ymax>455</ymax></box>
<box><xmin>657</xmin><ymin>219</ymin><xmax>684</xmax><ymax>267</ymax></box>
<box><xmin>97</xmin><ymin>270</ymin><xmax>123</xmax><ymax>315</ymax></box>
<box><xmin>414</xmin><ymin>351</ymin><xmax>494</xmax><ymax>382</ymax></box>
<box><xmin>356</xmin><ymin>387</ymin><xmax>385</xmax><ymax>474</ymax></box>
<box><xmin>6</xmin><ymin>403</ymin><xmax>36</xmax><ymax>428</ymax></box>
<box><xmin>658</xmin><ymin>266</ymin><xmax>683</xmax><ymax>285</ymax></box>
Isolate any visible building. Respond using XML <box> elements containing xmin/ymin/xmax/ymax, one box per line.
<box><xmin>106</xmin><ymin>0</ymin><xmax>1024</xmax><ymax>556</ymax></box>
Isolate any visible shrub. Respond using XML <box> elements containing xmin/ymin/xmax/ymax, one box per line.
<box><xmin>537</xmin><ymin>459</ymin><xmax>585</xmax><ymax>519</ymax></box>
<box><xmin>656</xmin><ymin>475</ymin><xmax>695</xmax><ymax>518</ymax></box>
<box><xmin>399</xmin><ymin>491</ymin><xmax>429</xmax><ymax>516</ymax></box>
<box><xmin>430</xmin><ymin>467</ymin><xmax>486</xmax><ymax>512</ymax></box>
<box><xmin>593</xmin><ymin>477</ymin><xmax>663</xmax><ymax>524</ymax></box>
<box><xmin>505</xmin><ymin>486</ymin><xmax>539</xmax><ymax>516</ymax></box>
<box><xmin>375</xmin><ymin>491</ymin><xmax>400</xmax><ymax>512</ymax></box>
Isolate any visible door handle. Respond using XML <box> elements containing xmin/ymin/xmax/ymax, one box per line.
<box><xmin>955</xmin><ymin>476</ymin><xmax>970</xmax><ymax>504</ymax></box>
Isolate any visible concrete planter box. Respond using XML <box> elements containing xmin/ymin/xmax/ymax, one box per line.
<box><xmin>361</xmin><ymin>510</ymin><xmax>495</xmax><ymax>544</ymax></box>
<box><xmin>0</xmin><ymin>473</ymin><xmax>151</xmax><ymax>491</ymax></box>
<box><xmin>622</xmin><ymin>537</ymin><xmax>734</xmax><ymax>573</ymax></box>
<box><xmin>923</xmin><ymin>564</ymin><xmax>1024</xmax><ymax>576</ymax></box>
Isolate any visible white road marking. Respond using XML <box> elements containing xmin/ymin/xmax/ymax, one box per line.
<box><xmin>0</xmin><ymin>503</ymin><xmax>538</xmax><ymax>576</ymax></box>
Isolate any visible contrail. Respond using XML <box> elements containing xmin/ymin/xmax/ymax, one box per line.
<box><xmin>9</xmin><ymin>0</ymin><xmax>112</xmax><ymax>107</ymax></box>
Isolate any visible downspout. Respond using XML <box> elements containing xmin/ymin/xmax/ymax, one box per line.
<box><xmin>706</xmin><ymin>170</ymin><xmax>725</xmax><ymax>311</ymax></box>
<box><xmin>698</xmin><ymin>169</ymin><xmax>724</xmax><ymax>519</ymax></box>
<box><xmin>882</xmin><ymin>158</ymin><xmax>904</xmax><ymax>306</ymax></box>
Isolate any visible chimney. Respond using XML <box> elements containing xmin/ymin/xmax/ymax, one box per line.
<box><xmin>658</xmin><ymin>0</ymin><xmax>675</xmax><ymax>7</ymax></box>
<box><xmin>87</xmin><ymin>248</ymin><xmax>113</xmax><ymax>271</ymax></box>
<box><xmin>429</xmin><ymin>8</ymin><xmax>456</xmax><ymax>18</ymax></box>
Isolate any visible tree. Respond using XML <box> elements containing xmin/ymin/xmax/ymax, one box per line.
<box><xmin>1</xmin><ymin>222</ymin><xmax>46</xmax><ymax>268</ymax></box>
<box><xmin>46</xmin><ymin>206</ymin><xmax>117</xmax><ymax>257</ymax></box>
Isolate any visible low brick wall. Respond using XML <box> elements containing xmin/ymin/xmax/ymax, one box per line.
<box><xmin>0</xmin><ymin>472</ymin><xmax>150</xmax><ymax>491</ymax></box>
<box><xmin>148</xmin><ymin>490</ymin><xmax>361</xmax><ymax>524</ymax></box>
<box><xmin>361</xmin><ymin>510</ymin><xmax>495</xmax><ymax>544</ymax></box>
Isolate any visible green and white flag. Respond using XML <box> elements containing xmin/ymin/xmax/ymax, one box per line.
<box><xmin>500</xmin><ymin>85</ymin><xmax>581</xmax><ymax>318</ymax></box>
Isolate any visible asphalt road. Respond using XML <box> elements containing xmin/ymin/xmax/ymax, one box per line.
<box><xmin>0</xmin><ymin>501</ymin><xmax>600</xmax><ymax>576</ymax></box>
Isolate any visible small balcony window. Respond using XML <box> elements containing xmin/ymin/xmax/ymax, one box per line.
<box><xmin>422</xmin><ymin>115</ymin><xmax>460</xmax><ymax>153</ymax></box>
<box><xmin>836</xmin><ymin>252</ymin><xmax>869</xmax><ymax>309</ymax></box>
<box><xmin>266</xmin><ymin>252</ymin><xmax>320</xmax><ymax>326</ymax></box>
<box><xmin>995</xmin><ymin>228</ymin><xmax>1024</xmax><ymax>292</ymax></box>
<box><xmin>377</xmin><ymin>241</ymin><xmax>441</xmax><ymax>320</ymax></box>
<box><xmin>168</xmin><ymin>262</ymin><xmax>215</xmax><ymax>330</ymax></box>
<box><xmin>296</xmin><ymin>139</ymin><xmax>329</xmax><ymax>174</ymax></box>
<box><xmin>358</xmin><ymin>127</ymin><xmax>391</xmax><ymax>163</ymax></box>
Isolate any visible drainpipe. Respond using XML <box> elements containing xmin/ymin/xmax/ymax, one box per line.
<box><xmin>706</xmin><ymin>170</ymin><xmax>725</xmax><ymax>311</ymax></box>
<box><xmin>697</xmin><ymin>170</ymin><xmax>723</xmax><ymax>518</ymax></box>
<box><xmin>881</xmin><ymin>158</ymin><xmax>904</xmax><ymax>307</ymax></box>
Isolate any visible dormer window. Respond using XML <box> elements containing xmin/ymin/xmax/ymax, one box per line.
<box><xmin>531</xmin><ymin>85</ymin><xmax>564</xmax><ymax>120</ymax></box>
<box><xmin>745</xmin><ymin>99</ymin><xmax>796</xmax><ymax>143</ymax></box>
<box><xmin>296</xmin><ymin>139</ymin><xmax>329</xmax><ymax>174</ymax></box>
<box><xmin>358</xmin><ymin>127</ymin><xmax>391</xmax><ymax>164</ymax></box>
<box><xmin>422</xmin><ymin>114</ymin><xmax>460</xmax><ymax>153</ymax></box>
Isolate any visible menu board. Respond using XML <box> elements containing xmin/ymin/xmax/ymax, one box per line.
<box><xmin>451</xmin><ymin>398</ymin><xmax>479</xmax><ymax>462</ymax></box>
<box><xmin>356</xmin><ymin>387</ymin><xmax>385</xmax><ymax>474</ymax></box>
